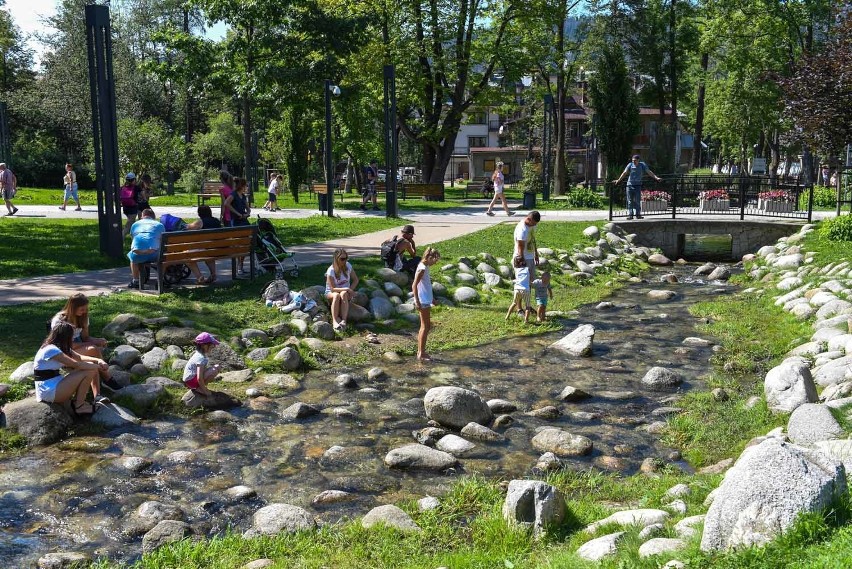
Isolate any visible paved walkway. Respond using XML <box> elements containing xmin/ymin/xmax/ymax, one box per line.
<box><xmin>0</xmin><ymin>204</ymin><xmax>610</xmax><ymax>306</ymax></box>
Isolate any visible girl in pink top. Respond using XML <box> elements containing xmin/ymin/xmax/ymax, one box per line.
<box><xmin>218</xmin><ymin>170</ymin><xmax>234</xmax><ymax>225</ymax></box>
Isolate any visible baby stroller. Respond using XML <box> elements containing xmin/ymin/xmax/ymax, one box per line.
<box><xmin>256</xmin><ymin>216</ymin><xmax>299</xmax><ymax>279</ymax></box>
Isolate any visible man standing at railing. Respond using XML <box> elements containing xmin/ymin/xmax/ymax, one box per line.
<box><xmin>613</xmin><ymin>154</ymin><xmax>662</xmax><ymax>219</ymax></box>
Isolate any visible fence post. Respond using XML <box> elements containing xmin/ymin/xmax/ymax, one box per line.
<box><xmin>671</xmin><ymin>176</ymin><xmax>677</xmax><ymax>219</ymax></box>
<box><xmin>807</xmin><ymin>184</ymin><xmax>814</xmax><ymax>222</ymax></box>
<box><xmin>608</xmin><ymin>181</ymin><xmax>613</xmax><ymax>220</ymax></box>
<box><xmin>739</xmin><ymin>176</ymin><xmax>746</xmax><ymax>220</ymax></box>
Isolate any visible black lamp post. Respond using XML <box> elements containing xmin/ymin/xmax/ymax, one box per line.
<box><xmin>542</xmin><ymin>94</ymin><xmax>553</xmax><ymax>201</ymax></box>
<box><xmin>324</xmin><ymin>80</ymin><xmax>340</xmax><ymax>216</ymax></box>
<box><xmin>383</xmin><ymin>65</ymin><xmax>398</xmax><ymax>218</ymax></box>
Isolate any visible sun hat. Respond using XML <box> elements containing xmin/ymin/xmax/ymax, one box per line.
<box><xmin>401</xmin><ymin>224</ymin><xmax>415</xmax><ymax>235</ymax></box>
<box><xmin>194</xmin><ymin>332</ymin><xmax>220</xmax><ymax>345</ymax></box>
<box><xmin>125</xmin><ymin>172</ymin><xmax>136</xmax><ymax>180</ymax></box>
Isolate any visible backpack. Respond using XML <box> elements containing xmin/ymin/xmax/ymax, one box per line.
<box><xmin>159</xmin><ymin>213</ymin><xmax>186</xmax><ymax>232</ymax></box>
<box><xmin>120</xmin><ymin>184</ymin><xmax>137</xmax><ymax>207</ymax></box>
<box><xmin>380</xmin><ymin>235</ymin><xmax>399</xmax><ymax>268</ymax></box>
<box><xmin>261</xmin><ymin>279</ymin><xmax>290</xmax><ymax>302</ymax></box>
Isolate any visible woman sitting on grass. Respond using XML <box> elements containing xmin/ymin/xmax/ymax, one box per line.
<box><xmin>33</xmin><ymin>322</ymin><xmax>110</xmax><ymax>416</ymax></box>
<box><xmin>51</xmin><ymin>293</ymin><xmax>121</xmax><ymax>392</ymax></box>
<box><xmin>325</xmin><ymin>248</ymin><xmax>359</xmax><ymax>331</ymax></box>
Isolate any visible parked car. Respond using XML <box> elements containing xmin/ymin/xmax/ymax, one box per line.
<box><xmin>377</xmin><ymin>169</ymin><xmax>402</xmax><ymax>182</ymax></box>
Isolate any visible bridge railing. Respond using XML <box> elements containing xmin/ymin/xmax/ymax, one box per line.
<box><xmin>606</xmin><ymin>175</ymin><xmax>813</xmax><ymax>222</ymax></box>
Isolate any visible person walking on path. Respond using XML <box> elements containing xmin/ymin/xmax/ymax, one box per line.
<box><xmin>262</xmin><ymin>174</ymin><xmax>282</xmax><ymax>211</ymax></box>
<box><xmin>514</xmin><ymin>210</ymin><xmax>540</xmax><ymax>281</ymax></box>
<box><xmin>413</xmin><ymin>247</ymin><xmax>440</xmax><ymax>361</ymax></box>
<box><xmin>613</xmin><ymin>154</ymin><xmax>661</xmax><ymax>219</ymax></box>
<box><xmin>485</xmin><ymin>162</ymin><xmax>512</xmax><ymax>216</ymax></box>
<box><xmin>360</xmin><ymin>160</ymin><xmax>380</xmax><ymax>211</ymax></box>
<box><xmin>1</xmin><ymin>162</ymin><xmax>18</xmax><ymax>216</ymax></box>
<box><xmin>60</xmin><ymin>163</ymin><xmax>81</xmax><ymax>211</ymax></box>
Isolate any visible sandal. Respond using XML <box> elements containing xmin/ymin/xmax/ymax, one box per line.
<box><xmin>73</xmin><ymin>401</ymin><xmax>95</xmax><ymax>416</ymax></box>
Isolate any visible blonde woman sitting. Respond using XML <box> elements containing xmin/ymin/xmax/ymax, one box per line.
<box><xmin>325</xmin><ymin>248</ymin><xmax>359</xmax><ymax>331</ymax></box>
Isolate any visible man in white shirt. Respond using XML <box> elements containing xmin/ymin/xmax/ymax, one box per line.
<box><xmin>514</xmin><ymin>210</ymin><xmax>541</xmax><ymax>280</ymax></box>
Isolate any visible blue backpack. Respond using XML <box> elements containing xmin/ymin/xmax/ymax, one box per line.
<box><xmin>159</xmin><ymin>213</ymin><xmax>187</xmax><ymax>232</ymax></box>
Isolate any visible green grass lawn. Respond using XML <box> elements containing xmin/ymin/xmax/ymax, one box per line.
<box><xmin>0</xmin><ymin>216</ymin><xmax>403</xmax><ymax>279</ymax></box>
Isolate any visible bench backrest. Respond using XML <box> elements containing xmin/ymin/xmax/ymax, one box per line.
<box><xmin>200</xmin><ymin>180</ymin><xmax>220</xmax><ymax>194</ymax></box>
<box><xmin>159</xmin><ymin>226</ymin><xmax>256</xmax><ymax>265</ymax></box>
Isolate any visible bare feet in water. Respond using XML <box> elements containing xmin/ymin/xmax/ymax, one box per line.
<box><xmin>417</xmin><ymin>354</ymin><xmax>433</xmax><ymax>362</ymax></box>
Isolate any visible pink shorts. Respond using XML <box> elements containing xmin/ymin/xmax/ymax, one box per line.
<box><xmin>184</xmin><ymin>377</ymin><xmax>200</xmax><ymax>390</ymax></box>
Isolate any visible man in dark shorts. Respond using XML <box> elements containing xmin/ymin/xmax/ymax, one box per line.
<box><xmin>360</xmin><ymin>160</ymin><xmax>380</xmax><ymax>211</ymax></box>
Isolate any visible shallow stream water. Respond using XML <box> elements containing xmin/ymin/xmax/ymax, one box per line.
<box><xmin>0</xmin><ymin>264</ymin><xmax>736</xmax><ymax>566</ymax></box>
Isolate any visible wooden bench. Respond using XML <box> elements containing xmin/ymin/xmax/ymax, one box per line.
<box><xmin>142</xmin><ymin>226</ymin><xmax>257</xmax><ymax>294</ymax></box>
<box><xmin>197</xmin><ymin>180</ymin><xmax>221</xmax><ymax>207</ymax></box>
<box><xmin>375</xmin><ymin>183</ymin><xmax>445</xmax><ymax>201</ymax></box>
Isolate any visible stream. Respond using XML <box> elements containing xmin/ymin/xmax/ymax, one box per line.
<box><xmin>0</xmin><ymin>263</ymin><xmax>737</xmax><ymax>566</ymax></box>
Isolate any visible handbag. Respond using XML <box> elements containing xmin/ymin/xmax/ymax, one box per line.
<box><xmin>513</xmin><ymin>255</ymin><xmax>527</xmax><ymax>268</ymax></box>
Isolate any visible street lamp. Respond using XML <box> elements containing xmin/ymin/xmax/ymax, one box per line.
<box><xmin>324</xmin><ymin>80</ymin><xmax>341</xmax><ymax>216</ymax></box>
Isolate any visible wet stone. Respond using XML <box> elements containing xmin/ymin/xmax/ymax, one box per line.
<box><xmin>281</xmin><ymin>402</ymin><xmax>320</xmax><ymax>420</ymax></box>
<box><xmin>493</xmin><ymin>414</ymin><xmax>514</xmax><ymax>429</ymax></box>
<box><xmin>312</xmin><ymin>490</ymin><xmax>354</xmax><ymax>505</ymax></box>
<box><xmin>487</xmin><ymin>399</ymin><xmax>517</xmax><ymax>413</ymax></box>
<box><xmin>37</xmin><ymin>552</ymin><xmax>91</xmax><ymax>569</ymax></box>
<box><xmin>526</xmin><ymin>405</ymin><xmax>561</xmax><ymax>420</ymax></box>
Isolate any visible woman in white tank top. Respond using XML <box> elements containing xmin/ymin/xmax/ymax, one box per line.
<box><xmin>485</xmin><ymin>162</ymin><xmax>512</xmax><ymax>216</ymax></box>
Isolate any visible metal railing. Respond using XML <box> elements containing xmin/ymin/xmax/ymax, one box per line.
<box><xmin>605</xmin><ymin>175</ymin><xmax>814</xmax><ymax>221</ymax></box>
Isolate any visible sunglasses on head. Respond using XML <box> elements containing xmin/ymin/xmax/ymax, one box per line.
<box><xmin>340</xmin><ymin>256</ymin><xmax>348</xmax><ymax>260</ymax></box>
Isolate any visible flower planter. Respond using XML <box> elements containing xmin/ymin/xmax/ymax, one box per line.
<box><xmin>758</xmin><ymin>199</ymin><xmax>794</xmax><ymax>213</ymax></box>
<box><xmin>641</xmin><ymin>199</ymin><xmax>668</xmax><ymax>213</ymax></box>
<box><xmin>700</xmin><ymin>199</ymin><xmax>730</xmax><ymax>212</ymax></box>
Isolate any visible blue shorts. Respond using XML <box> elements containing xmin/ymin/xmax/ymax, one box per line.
<box><xmin>536</xmin><ymin>298</ymin><xmax>548</xmax><ymax>307</ymax></box>
<box><xmin>128</xmin><ymin>250</ymin><xmax>158</xmax><ymax>264</ymax></box>
<box><xmin>64</xmin><ymin>183</ymin><xmax>79</xmax><ymax>201</ymax></box>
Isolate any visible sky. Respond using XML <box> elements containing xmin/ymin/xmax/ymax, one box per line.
<box><xmin>5</xmin><ymin>0</ymin><xmax>227</xmax><ymax>66</ymax></box>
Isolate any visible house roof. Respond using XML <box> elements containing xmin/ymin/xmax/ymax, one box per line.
<box><xmin>470</xmin><ymin>146</ymin><xmax>529</xmax><ymax>153</ymax></box>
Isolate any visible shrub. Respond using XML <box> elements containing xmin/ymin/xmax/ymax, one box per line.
<box><xmin>809</xmin><ymin>185</ymin><xmax>837</xmax><ymax>208</ymax></box>
<box><xmin>516</xmin><ymin>161</ymin><xmax>543</xmax><ymax>195</ymax></box>
<box><xmin>820</xmin><ymin>214</ymin><xmax>852</xmax><ymax>241</ymax></box>
<box><xmin>567</xmin><ymin>185</ymin><xmax>605</xmax><ymax>208</ymax></box>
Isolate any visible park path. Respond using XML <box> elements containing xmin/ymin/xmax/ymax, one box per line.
<box><xmin>0</xmin><ymin>204</ymin><xmax>610</xmax><ymax>306</ymax></box>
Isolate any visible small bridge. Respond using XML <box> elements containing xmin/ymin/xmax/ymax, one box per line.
<box><xmin>613</xmin><ymin>218</ymin><xmax>805</xmax><ymax>260</ymax></box>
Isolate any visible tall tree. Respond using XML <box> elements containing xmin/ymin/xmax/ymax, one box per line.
<box><xmin>587</xmin><ymin>40</ymin><xmax>640</xmax><ymax>178</ymax></box>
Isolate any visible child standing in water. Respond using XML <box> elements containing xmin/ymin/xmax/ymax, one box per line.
<box><xmin>182</xmin><ymin>332</ymin><xmax>222</xmax><ymax>396</ymax></box>
<box><xmin>412</xmin><ymin>247</ymin><xmax>440</xmax><ymax>361</ymax></box>
<box><xmin>531</xmin><ymin>271</ymin><xmax>553</xmax><ymax>323</ymax></box>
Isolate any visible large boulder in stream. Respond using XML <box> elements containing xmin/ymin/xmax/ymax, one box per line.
<box><xmin>423</xmin><ymin>386</ymin><xmax>492</xmax><ymax>429</ymax></box>
<box><xmin>384</xmin><ymin>444</ymin><xmax>459</xmax><ymax>471</ymax></box>
<box><xmin>531</xmin><ymin>428</ymin><xmax>593</xmax><ymax>457</ymax></box>
<box><xmin>2</xmin><ymin>398</ymin><xmax>73</xmax><ymax>445</ymax></box>
<box><xmin>181</xmin><ymin>390</ymin><xmax>240</xmax><ymax>410</ymax></box>
<box><xmin>549</xmin><ymin>324</ymin><xmax>595</xmax><ymax>357</ymax></box>
<box><xmin>700</xmin><ymin>438</ymin><xmax>847</xmax><ymax>551</ymax></box>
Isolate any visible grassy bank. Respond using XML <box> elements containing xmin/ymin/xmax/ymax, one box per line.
<box><xmin>0</xmin><ymin>216</ymin><xmax>402</xmax><ymax>279</ymax></box>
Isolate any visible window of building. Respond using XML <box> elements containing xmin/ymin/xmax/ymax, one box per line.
<box><xmin>468</xmin><ymin>136</ymin><xmax>487</xmax><ymax>148</ymax></box>
<box><xmin>466</xmin><ymin>112</ymin><xmax>487</xmax><ymax>125</ymax></box>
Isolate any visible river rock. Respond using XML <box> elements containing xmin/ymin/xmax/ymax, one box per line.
<box><xmin>2</xmin><ymin>398</ymin><xmax>73</xmax><ymax>445</ymax></box>
<box><xmin>241</xmin><ymin>328</ymin><xmax>269</xmax><ymax>344</ymax></box>
<box><xmin>246</xmin><ymin>348</ymin><xmax>271</xmax><ymax>362</ymax></box>
<box><xmin>436</xmin><ymin>434</ymin><xmax>476</xmax><ymax>457</ymax></box>
<box><xmin>418</xmin><ymin>496</ymin><xmax>440</xmax><ymax>511</ymax></box>
<box><xmin>700</xmin><ymin>438</ymin><xmax>847</xmax><ymax>551</ymax></box>
<box><xmin>694</xmin><ymin>263</ymin><xmax>716</xmax><ymax>276</ymax></box>
<box><xmin>110</xmin><ymin>345</ymin><xmax>141</xmax><ymax>368</ymax></box>
<box><xmin>91</xmin><ymin>402</ymin><xmax>140</xmax><ymax>427</ymax></box>
<box><xmin>208</xmin><ymin>342</ymin><xmax>246</xmax><ymax>371</ymax></box>
<box><xmin>115</xmin><ymin>383</ymin><xmax>165</xmax><ymax>408</ymax></box>
<box><xmin>786</xmin><ymin>403</ymin><xmax>844</xmax><ymax>445</ymax></box>
<box><xmin>487</xmin><ymin>399</ymin><xmax>517</xmax><ymax>413</ymax></box>
<box><xmin>772</xmin><ymin>253</ymin><xmax>804</xmax><ymax>269</ymax></box>
<box><xmin>142</xmin><ymin>520</ymin><xmax>192</xmax><ymax>553</ymax></box>
<box><xmin>647</xmin><ymin>290</ymin><xmax>677</xmax><ymax>301</ymax></box>
<box><xmin>336</xmin><ymin>373</ymin><xmax>359</xmax><ymax>388</ymax></box>
<box><xmin>648</xmin><ymin>254</ymin><xmax>673</xmax><ymax>266</ymax></box>
<box><xmin>586</xmin><ymin>509</ymin><xmax>670</xmax><ymax>533</ymax></box>
<box><xmin>242</xmin><ymin>561</ymin><xmax>275</xmax><ymax>569</ymax></box>
<box><xmin>272</xmin><ymin>347</ymin><xmax>301</xmax><ymax>371</ymax></box>
<box><xmin>682</xmin><ymin>337</ymin><xmax>712</xmax><ymax>347</ymax></box>
<box><xmin>384</xmin><ymin>444</ymin><xmax>458</xmax><ymax>471</ymax></box>
<box><xmin>549</xmin><ymin>324</ymin><xmax>595</xmax><ymax>357</ymax></box>
<box><xmin>181</xmin><ymin>390</ymin><xmax>240</xmax><ymax>410</ymax></box>
<box><xmin>460</xmin><ymin>422</ymin><xmax>505</xmax><ymax>442</ymax></box>
<box><xmin>140</xmin><ymin>347</ymin><xmax>169</xmax><ymax>370</ymax></box>
<box><xmin>707</xmin><ymin>267</ymin><xmax>731</xmax><ymax>281</ymax></box>
<box><xmin>37</xmin><ymin>552</ymin><xmax>91</xmax><ymax>569</ymax></box>
<box><xmin>576</xmin><ymin>531</ymin><xmax>625</xmax><ymax>561</ymax></box>
<box><xmin>531</xmin><ymin>428</ymin><xmax>593</xmax><ymax>457</ymax></box>
<box><xmin>814</xmin><ymin>440</ymin><xmax>852</xmax><ymax>472</ymax></box>
<box><xmin>527</xmin><ymin>405</ymin><xmax>561</xmax><ymax>420</ymax></box>
<box><xmin>638</xmin><ymin>537</ymin><xmax>686</xmax><ymax>558</ymax></box>
<box><xmin>281</xmin><ymin>402</ymin><xmax>319</xmax><ymax>420</ymax></box>
<box><xmin>674</xmin><ymin>514</ymin><xmax>706</xmax><ymax>538</ymax></box>
<box><xmin>248</xmin><ymin>504</ymin><xmax>316</xmax><ymax>536</ymax></box>
<box><xmin>559</xmin><ymin>385</ymin><xmax>591</xmax><ymax>402</ymax></box>
<box><xmin>369</xmin><ymin>297</ymin><xmax>395</xmax><ymax>319</ymax></box>
<box><xmin>312</xmin><ymin>490</ymin><xmax>354</xmax><ymax>505</ymax></box>
<box><xmin>123</xmin><ymin>329</ymin><xmax>156</xmax><ymax>352</ymax></box>
<box><xmin>102</xmin><ymin>313</ymin><xmax>142</xmax><ymax>339</ymax></box>
<box><xmin>641</xmin><ymin>367</ymin><xmax>683</xmax><ymax>389</ymax></box>
<box><xmin>9</xmin><ymin>361</ymin><xmax>34</xmax><ymax>383</ymax></box>
<box><xmin>453</xmin><ymin>286</ymin><xmax>480</xmax><ymax>303</ymax></box>
<box><xmin>423</xmin><ymin>386</ymin><xmax>492</xmax><ymax>429</ymax></box>
<box><xmin>154</xmin><ymin>327</ymin><xmax>198</xmax><ymax>346</ymax></box>
<box><xmin>362</xmin><ymin>504</ymin><xmax>421</xmax><ymax>532</ymax></box>
<box><xmin>311</xmin><ymin>321</ymin><xmax>336</xmax><ymax>340</ymax></box>
<box><xmin>764</xmin><ymin>357</ymin><xmax>818</xmax><ymax>414</ymax></box>
<box><xmin>124</xmin><ymin>501</ymin><xmax>186</xmax><ymax>536</ymax></box>
<box><xmin>502</xmin><ymin>480</ymin><xmax>566</xmax><ymax>537</ymax></box>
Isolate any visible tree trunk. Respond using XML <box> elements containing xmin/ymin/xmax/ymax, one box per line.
<box><xmin>692</xmin><ymin>52</ymin><xmax>708</xmax><ymax>168</ymax></box>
